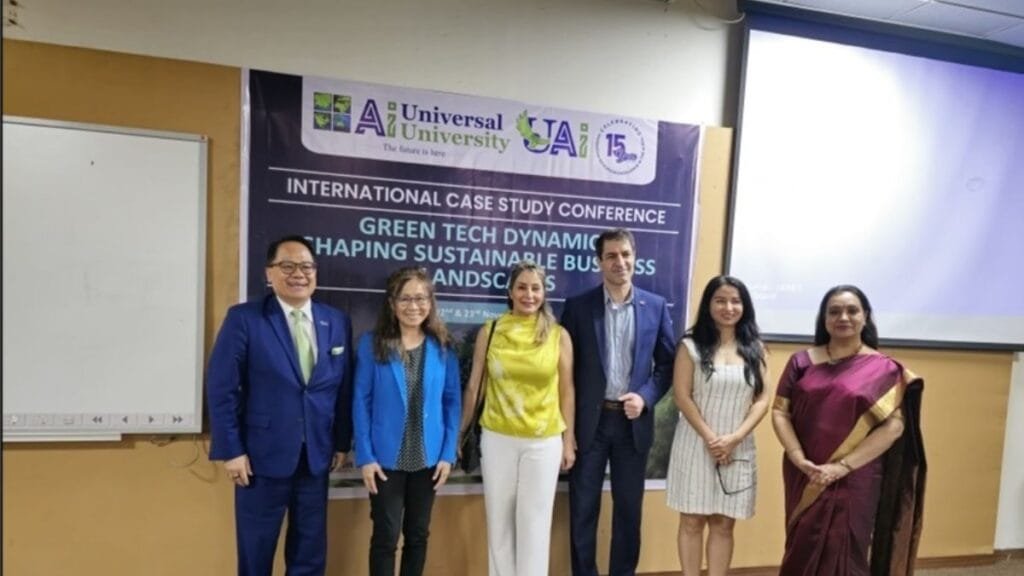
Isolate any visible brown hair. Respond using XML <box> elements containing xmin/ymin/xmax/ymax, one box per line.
<box><xmin>372</xmin><ymin>267</ymin><xmax>449</xmax><ymax>362</ymax></box>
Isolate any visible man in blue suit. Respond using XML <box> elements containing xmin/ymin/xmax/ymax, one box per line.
<box><xmin>208</xmin><ymin>235</ymin><xmax>353</xmax><ymax>576</ymax></box>
<box><xmin>561</xmin><ymin>228</ymin><xmax>677</xmax><ymax>576</ymax></box>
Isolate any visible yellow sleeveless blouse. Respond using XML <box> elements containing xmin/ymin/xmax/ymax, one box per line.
<box><xmin>479</xmin><ymin>313</ymin><xmax>565</xmax><ymax>438</ymax></box>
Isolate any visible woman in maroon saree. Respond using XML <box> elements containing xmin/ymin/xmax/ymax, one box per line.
<box><xmin>772</xmin><ymin>286</ymin><xmax>925</xmax><ymax>576</ymax></box>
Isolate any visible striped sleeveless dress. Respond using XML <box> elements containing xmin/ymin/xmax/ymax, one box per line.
<box><xmin>666</xmin><ymin>338</ymin><xmax>757</xmax><ymax>519</ymax></box>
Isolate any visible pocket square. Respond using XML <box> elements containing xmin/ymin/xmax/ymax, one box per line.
<box><xmin>330</xmin><ymin>346</ymin><xmax>345</xmax><ymax>356</ymax></box>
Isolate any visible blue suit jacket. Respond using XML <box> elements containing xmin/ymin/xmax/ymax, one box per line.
<box><xmin>561</xmin><ymin>285</ymin><xmax>676</xmax><ymax>453</ymax></box>
<box><xmin>352</xmin><ymin>332</ymin><xmax>461</xmax><ymax>469</ymax></box>
<box><xmin>207</xmin><ymin>295</ymin><xmax>353</xmax><ymax>478</ymax></box>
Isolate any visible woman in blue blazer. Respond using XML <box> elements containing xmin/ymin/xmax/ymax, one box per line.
<box><xmin>353</xmin><ymin>266</ymin><xmax>461</xmax><ymax>576</ymax></box>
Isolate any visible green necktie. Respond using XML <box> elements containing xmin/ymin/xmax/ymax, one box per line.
<box><xmin>289</xmin><ymin>309</ymin><xmax>314</xmax><ymax>383</ymax></box>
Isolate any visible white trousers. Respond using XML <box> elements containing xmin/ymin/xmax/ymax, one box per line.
<box><xmin>480</xmin><ymin>428</ymin><xmax>563</xmax><ymax>576</ymax></box>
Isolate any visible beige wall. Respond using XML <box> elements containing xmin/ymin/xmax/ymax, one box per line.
<box><xmin>2</xmin><ymin>39</ymin><xmax>1013</xmax><ymax>575</ymax></box>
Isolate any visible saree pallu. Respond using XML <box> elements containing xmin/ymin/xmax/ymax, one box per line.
<box><xmin>774</xmin><ymin>352</ymin><xmax>926</xmax><ymax>576</ymax></box>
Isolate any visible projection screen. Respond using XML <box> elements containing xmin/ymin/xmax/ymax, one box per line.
<box><xmin>728</xmin><ymin>19</ymin><xmax>1024</xmax><ymax>348</ymax></box>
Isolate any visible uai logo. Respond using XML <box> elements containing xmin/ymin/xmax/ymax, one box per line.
<box><xmin>516</xmin><ymin>111</ymin><xmax>588</xmax><ymax>158</ymax></box>
<box><xmin>313</xmin><ymin>92</ymin><xmax>352</xmax><ymax>133</ymax></box>
<box><xmin>596</xmin><ymin>119</ymin><xmax>645</xmax><ymax>175</ymax></box>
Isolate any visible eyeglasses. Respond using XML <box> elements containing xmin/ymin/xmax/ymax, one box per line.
<box><xmin>715</xmin><ymin>458</ymin><xmax>755</xmax><ymax>495</ymax></box>
<box><xmin>269</xmin><ymin>261</ymin><xmax>317</xmax><ymax>275</ymax></box>
<box><xmin>395</xmin><ymin>295</ymin><xmax>430</xmax><ymax>307</ymax></box>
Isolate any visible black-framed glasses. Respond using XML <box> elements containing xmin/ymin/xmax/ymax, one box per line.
<box><xmin>269</xmin><ymin>261</ymin><xmax>317</xmax><ymax>275</ymax></box>
<box><xmin>716</xmin><ymin>458</ymin><xmax>755</xmax><ymax>495</ymax></box>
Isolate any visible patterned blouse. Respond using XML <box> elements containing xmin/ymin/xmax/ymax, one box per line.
<box><xmin>395</xmin><ymin>343</ymin><xmax>427</xmax><ymax>471</ymax></box>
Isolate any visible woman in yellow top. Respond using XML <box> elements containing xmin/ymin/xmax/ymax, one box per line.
<box><xmin>460</xmin><ymin>260</ymin><xmax>576</xmax><ymax>576</ymax></box>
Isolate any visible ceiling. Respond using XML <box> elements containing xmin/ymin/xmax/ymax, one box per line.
<box><xmin>747</xmin><ymin>0</ymin><xmax>1024</xmax><ymax>49</ymax></box>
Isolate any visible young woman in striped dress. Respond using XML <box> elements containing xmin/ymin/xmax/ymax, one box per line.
<box><xmin>665</xmin><ymin>275</ymin><xmax>770</xmax><ymax>576</ymax></box>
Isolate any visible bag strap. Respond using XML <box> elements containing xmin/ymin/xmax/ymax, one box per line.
<box><xmin>472</xmin><ymin>318</ymin><xmax>499</xmax><ymax>420</ymax></box>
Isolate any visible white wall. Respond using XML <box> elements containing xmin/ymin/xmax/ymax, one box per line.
<box><xmin>3</xmin><ymin>0</ymin><xmax>741</xmax><ymax>126</ymax></box>
<box><xmin>996</xmin><ymin>354</ymin><xmax>1024</xmax><ymax>549</ymax></box>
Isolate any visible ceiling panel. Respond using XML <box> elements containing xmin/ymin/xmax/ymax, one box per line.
<box><xmin>950</xmin><ymin>0</ymin><xmax>1024</xmax><ymax>18</ymax></box>
<box><xmin>753</xmin><ymin>0</ymin><xmax>1024</xmax><ymax>48</ymax></box>
<box><xmin>899</xmin><ymin>1</ymin><xmax>1022</xmax><ymax>36</ymax></box>
<box><xmin>782</xmin><ymin>0</ymin><xmax>925</xmax><ymax>21</ymax></box>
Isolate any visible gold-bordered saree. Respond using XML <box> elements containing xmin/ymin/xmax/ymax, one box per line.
<box><xmin>774</xmin><ymin>351</ymin><xmax>926</xmax><ymax>576</ymax></box>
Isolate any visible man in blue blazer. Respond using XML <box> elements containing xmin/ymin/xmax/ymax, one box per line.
<box><xmin>561</xmin><ymin>228</ymin><xmax>677</xmax><ymax>576</ymax></box>
<box><xmin>208</xmin><ymin>235</ymin><xmax>353</xmax><ymax>576</ymax></box>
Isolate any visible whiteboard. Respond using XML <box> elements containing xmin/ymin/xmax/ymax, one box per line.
<box><xmin>2</xmin><ymin>117</ymin><xmax>207</xmax><ymax>441</ymax></box>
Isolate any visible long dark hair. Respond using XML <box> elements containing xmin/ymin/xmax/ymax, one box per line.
<box><xmin>685</xmin><ymin>275</ymin><xmax>765</xmax><ymax>396</ymax></box>
<box><xmin>813</xmin><ymin>284</ymin><xmax>879</xmax><ymax>349</ymax></box>
<box><xmin>372</xmin><ymin>267</ymin><xmax>449</xmax><ymax>362</ymax></box>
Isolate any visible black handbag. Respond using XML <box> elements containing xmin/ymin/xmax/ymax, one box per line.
<box><xmin>459</xmin><ymin>319</ymin><xmax>497</xmax><ymax>474</ymax></box>
<box><xmin>458</xmin><ymin>424</ymin><xmax>483</xmax><ymax>474</ymax></box>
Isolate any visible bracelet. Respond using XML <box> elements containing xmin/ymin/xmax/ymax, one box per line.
<box><xmin>838</xmin><ymin>459</ymin><xmax>854</xmax><ymax>473</ymax></box>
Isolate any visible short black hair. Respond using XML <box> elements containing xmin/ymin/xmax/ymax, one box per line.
<box><xmin>593</xmin><ymin>228</ymin><xmax>636</xmax><ymax>258</ymax></box>
<box><xmin>265</xmin><ymin>235</ymin><xmax>315</xmax><ymax>264</ymax></box>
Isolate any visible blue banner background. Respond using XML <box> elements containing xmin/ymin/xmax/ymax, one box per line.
<box><xmin>244</xmin><ymin>69</ymin><xmax>701</xmax><ymax>486</ymax></box>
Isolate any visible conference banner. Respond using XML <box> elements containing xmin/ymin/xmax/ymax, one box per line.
<box><xmin>242</xmin><ymin>69</ymin><xmax>701</xmax><ymax>497</ymax></box>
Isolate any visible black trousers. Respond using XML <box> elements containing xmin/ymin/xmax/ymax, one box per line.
<box><xmin>368</xmin><ymin>466</ymin><xmax>437</xmax><ymax>576</ymax></box>
<box><xmin>570</xmin><ymin>409</ymin><xmax>648</xmax><ymax>576</ymax></box>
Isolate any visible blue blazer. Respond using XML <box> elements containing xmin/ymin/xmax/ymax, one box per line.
<box><xmin>207</xmin><ymin>295</ymin><xmax>353</xmax><ymax>478</ymax></box>
<box><xmin>352</xmin><ymin>332</ymin><xmax>461</xmax><ymax>470</ymax></box>
<box><xmin>561</xmin><ymin>285</ymin><xmax>676</xmax><ymax>453</ymax></box>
